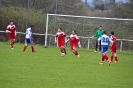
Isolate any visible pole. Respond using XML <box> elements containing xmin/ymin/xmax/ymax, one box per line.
<box><xmin>120</xmin><ymin>40</ymin><xmax>122</xmax><ymax>52</ymax></box>
<box><xmin>45</xmin><ymin>14</ymin><xmax>49</xmax><ymax>47</ymax></box>
<box><xmin>53</xmin><ymin>0</ymin><xmax>58</xmax><ymax>33</ymax></box>
<box><xmin>111</xmin><ymin>0</ymin><xmax>115</xmax><ymax>31</ymax></box>
<box><xmin>82</xmin><ymin>0</ymin><xmax>87</xmax><ymax>36</ymax></box>
<box><xmin>0</xmin><ymin>0</ymin><xmax>2</xmax><ymax>13</ymax></box>
<box><xmin>26</xmin><ymin>0</ymin><xmax>30</xmax><ymax>29</ymax></box>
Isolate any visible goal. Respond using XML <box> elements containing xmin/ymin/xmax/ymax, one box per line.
<box><xmin>44</xmin><ymin>14</ymin><xmax>133</xmax><ymax>51</ymax></box>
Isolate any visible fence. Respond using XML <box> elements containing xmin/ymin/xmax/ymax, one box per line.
<box><xmin>0</xmin><ymin>31</ymin><xmax>133</xmax><ymax>52</ymax></box>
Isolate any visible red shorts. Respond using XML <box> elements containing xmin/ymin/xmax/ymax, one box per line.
<box><xmin>111</xmin><ymin>46</ymin><xmax>117</xmax><ymax>53</ymax></box>
<box><xmin>70</xmin><ymin>44</ymin><xmax>76</xmax><ymax>50</ymax></box>
<box><xmin>58</xmin><ymin>42</ymin><xmax>64</xmax><ymax>47</ymax></box>
<box><xmin>8</xmin><ymin>34</ymin><xmax>16</xmax><ymax>40</ymax></box>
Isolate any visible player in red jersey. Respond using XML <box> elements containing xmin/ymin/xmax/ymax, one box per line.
<box><xmin>55</xmin><ymin>28</ymin><xmax>67</xmax><ymax>56</ymax></box>
<box><xmin>66</xmin><ymin>30</ymin><xmax>81</xmax><ymax>58</ymax></box>
<box><xmin>110</xmin><ymin>31</ymin><xmax>118</xmax><ymax>63</ymax></box>
<box><xmin>6</xmin><ymin>21</ymin><xmax>16</xmax><ymax>49</ymax></box>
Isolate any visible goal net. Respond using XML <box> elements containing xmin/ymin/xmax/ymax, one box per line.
<box><xmin>45</xmin><ymin>14</ymin><xmax>133</xmax><ymax>51</ymax></box>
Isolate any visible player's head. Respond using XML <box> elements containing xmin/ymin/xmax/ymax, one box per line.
<box><xmin>99</xmin><ymin>26</ymin><xmax>102</xmax><ymax>30</ymax></box>
<box><xmin>103</xmin><ymin>30</ymin><xmax>106</xmax><ymax>34</ymax></box>
<box><xmin>10</xmin><ymin>21</ymin><xmax>14</xmax><ymax>25</ymax></box>
<box><xmin>30</xmin><ymin>25</ymin><xmax>34</xmax><ymax>28</ymax></box>
<box><xmin>111</xmin><ymin>31</ymin><xmax>114</xmax><ymax>35</ymax></box>
<box><xmin>58</xmin><ymin>28</ymin><xmax>62</xmax><ymax>32</ymax></box>
<box><xmin>72</xmin><ymin>30</ymin><xmax>76</xmax><ymax>35</ymax></box>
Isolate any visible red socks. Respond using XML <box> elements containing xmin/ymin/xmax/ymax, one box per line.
<box><xmin>115</xmin><ymin>56</ymin><xmax>118</xmax><ymax>62</ymax></box>
<box><xmin>23</xmin><ymin>46</ymin><xmax>27</xmax><ymax>51</ymax></box>
<box><xmin>111</xmin><ymin>56</ymin><xmax>113</xmax><ymax>62</ymax></box>
<box><xmin>111</xmin><ymin>56</ymin><xmax>118</xmax><ymax>62</ymax></box>
<box><xmin>10</xmin><ymin>41</ymin><xmax>14</xmax><ymax>48</ymax></box>
<box><xmin>73</xmin><ymin>50</ymin><xmax>78</xmax><ymax>56</ymax></box>
<box><xmin>60</xmin><ymin>48</ymin><xmax>64</xmax><ymax>53</ymax></box>
<box><xmin>31</xmin><ymin>46</ymin><xmax>34</xmax><ymax>52</ymax></box>
<box><xmin>102</xmin><ymin>54</ymin><xmax>109</xmax><ymax>61</ymax></box>
<box><xmin>63</xmin><ymin>48</ymin><xmax>66</xmax><ymax>54</ymax></box>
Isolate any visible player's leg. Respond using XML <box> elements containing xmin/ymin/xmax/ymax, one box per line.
<box><xmin>9</xmin><ymin>39</ymin><xmax>13</xmax><ymax>49</ymax></box>
<box><xmin>58</xmin><ymin>42</ymin><xmax>65</xmax><ymax>55</ymax></box>
<box><xmin>113</xmin><ymin>46</ymin><xmax>118</xmax><ymax>63</ymax></box>
<box><xmin>99</xmin><ymin>46</ymin><xmax>104</xmax><ymax>65</ymax></box>
<box><xmin>60</xmin><ymin>46</ymin><xmax>65</xmax><ymax>56</ymax></box>
<box><xmin>71</xmin><ymin>45</ymin><xmax>80</xmax><ymax>57</ymax></box>
<box><xmin>95</xmin><ymin>39</ymin><xmax>98</xmax><ymax>52</ymax></box>
<box><xmin>99</xmin><ymin>40</ymin><xmax>101</xmax><ymax>52</ymax></box>
<box><xmin>23</xmin><ymin>38</ymin><xmax>29</xmax><ymax>52</ymax></box>
<box><xmin>8</xmin><ymin>35</ymin><xmax>14</xmax><ymax>49</ymax></box>
<box><xmin>99</xmin><ymin>45</ymin><xmax>110</xmax><ymax>65</ymax></box>
<box><xmin>61</xmin><ymin>42</ymin><xmax>67</xmax><ymax>54</ymax></box>
<box><xmin>11</xmin><ymin>35</ymin><xmax>16</xmax><ymax>49</ymax></box>
<box><xmin>111</xmin><ymin>46</ymin><xmax>118</xmax><ymax>63</ymax></box>
<box><xmin>110</xmin><ymin>47</ymin><xmax>114</xmax><ymax>62</ymax></box>
<box><xmin>30</xmin><ymin>39</ymin><xmax>36</xmax><ymax>52</ymax></box>
<box><xmin>62</xmin><ymin>47</ymin><xmax>67</xmax><ymax>54</ymax></box>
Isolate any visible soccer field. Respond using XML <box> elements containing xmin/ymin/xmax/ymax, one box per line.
<box><xmin>0</xmin><ymin>42</ymin><xmax>133</xmax><ymax>88</ymax></box>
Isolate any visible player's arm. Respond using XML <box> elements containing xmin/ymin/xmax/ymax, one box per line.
<box><xmin>77</xmin><ymin>39</ymin><xmax>81</xmax><ymax>48</ymax></box>
<box><xmin>66</xmin><ymin>38</ymin><xmax>70</xmax><ymax>43</ymax></box>
<box><xmin>76</xmin><ymin>36</ymin><xmax>81</xmax><ymax>48</ymax></box>
<box><xmin>55</xmin><ymin>34</ymin><xmax>58</xmax><ymax>43</ymax></box>
<box><xmin>14</xmin><ymin>25</ymin><xmax>17</xmax><ymax>36</ymax></box>
<box><xmin>6</xmin><ymin>26</ymin><xmax>11</xmax><ymax>33</ymax></box>
<box><xmin>29</xmin><ymin>29</ymin><xmax>33</xmax><ymax>39</ymax></box>
<box><xmin>109</xmin><ymin>38</ymin><xmax>114</xmax><ymax>47</ymax></box>
<box><xmin>98</xmin><ymin>37</ymin><xmax>101</xmax><ymax>46</ymax></box>
<box><xmin>94</xmin><ymin>30</ymin><xmax>98</xmax><ymax>38</ymax></box>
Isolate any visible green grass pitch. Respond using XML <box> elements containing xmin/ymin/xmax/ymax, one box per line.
<box><xmin>0</xmin><ymin>42</ymin><xmax>133</xmax><ymax>88</ymax></box>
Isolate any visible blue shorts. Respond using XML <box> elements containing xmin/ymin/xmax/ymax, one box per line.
<box><xmin>25</xmin><ymin>38</ymin><xmax>33</xmax><ymax>44</ymax></box>
<box><xmin>101</xmin><ymin>45</ymin><xmax>108</xmax><ymax>54</ymax></box>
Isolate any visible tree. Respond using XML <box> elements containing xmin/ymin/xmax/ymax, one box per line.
<box><xmin>92</xmin><ymin>0</ymin><xmax>105</xmax><ymax>10</ymax></box>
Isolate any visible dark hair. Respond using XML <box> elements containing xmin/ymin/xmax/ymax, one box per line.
<box><xmin>10</xmin><ymin>21</ymin><xmax>13</xmax><ymax>22</ymax></box>
<box><xmin>73</xmin><ymin>30</ymin><xmax>76</xmax><ymax>33</ymax></box>
<box><xmin>111</xmin><ymin>31</ymin><xmax>114</xmax><ymax>35</ymax></box>
<box><xmin>30</xmin><ymin>25</ymin><xmax>34</xmax><ymax>27</ymax></box>
<box><xmin>59</xmin><ymin>28</ymin><xmax>62</xmax><ymax>31</ymax></box>
<box><xmin>103</xmin><ymin>31</ymin><xmax>106</xmax><ymax>34</ymax></box>
<box><xmin>100</xmin><ymin>26</ymin><xmax>102</xmax><ymax>27</ymax></box>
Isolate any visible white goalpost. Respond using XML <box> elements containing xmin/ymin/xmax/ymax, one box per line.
<box><xmin>44</xmin><ymin>14</ymin><xmax>133</xmax><ymax>52</ymax></box>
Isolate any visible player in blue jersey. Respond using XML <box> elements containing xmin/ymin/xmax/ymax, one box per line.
<box><xmin>98</xmin><ymin>31</ymin><xmax>113</xmax><ymax>65</ymax></box>
<box><xmin>23</xmin><ymin>25</ymin><xmax>36</xmax><ymax>52</ymax></box>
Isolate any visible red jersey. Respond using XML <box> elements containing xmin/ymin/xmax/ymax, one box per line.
<box><xmin>69</xmin><ymin>34</ymin><xmax>80</xmax><ymax>45</ymax></box>
<box><xmin>56</xmin><ymin>32</ymin><xmax>66</xmax><ymax>43</ymax></box>
<box><xmin>110</xmin><ymin>35</ymin><xmax>117</xmax><ymax>47</ymax></box>
<box><xmin>6</xmin><ymin>25</ymin><xmax>16</xmax><ymax>35</ymax></box>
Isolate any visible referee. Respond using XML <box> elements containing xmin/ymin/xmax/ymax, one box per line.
<box><xmin>94</xmin><ymin>26</ymin><xmax>103</xmax><ymax>52</ymax></box>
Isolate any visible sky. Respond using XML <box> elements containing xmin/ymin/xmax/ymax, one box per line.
<box><xmin>82</xmin><ymin>0</ymin><xmax>129</xmax><ymax>3</ymax></box>
<box><xmin>82</xmin><ymin>0</ymin><xmax>129</xmax><ymax>7</ymax></box>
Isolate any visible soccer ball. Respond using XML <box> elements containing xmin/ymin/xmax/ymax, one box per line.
<box><xmin>61</xmin><ymin>53</ymin><xmax>65</xmax><ymax>57</ymax></box>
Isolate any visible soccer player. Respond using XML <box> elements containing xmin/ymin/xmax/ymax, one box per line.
<box><xmin>55</xmin><ymin>28</ymin><xmax>67</xmax><ymax>56</ymax></box>
<box><xmin>110</xmin><ymin>31</ymin><xmax>118</xmax><ymax>63</ymax></box>
<box><xmin>23</xmin><ymin>25</ymin><xmax>36</xmax><ymax>52</ymax></box>
<box><xmin>66</xmin><ymin>30</ymin><xmax>81</xmax><ymax>58</ymax></box>
<box><xmin>94</xmin><ymin>26</ymin><xmax>103</xmax><ymax>52</ymax></box>
<box><xmin>6</xmin><ymin>21</ymin><xmax>16</xmax><ymax>49</ymax></box>
<box><xmin>98</xmin><ymin>31</ymin><xmax>113</xmax><ymax>65</ymax></box>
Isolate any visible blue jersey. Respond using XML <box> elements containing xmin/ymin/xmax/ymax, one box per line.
<box><xmin>98</xmin><ymin>34</ymin><xmax>113</xmax><ymax>45</ymax></box>
<box><xmin>98</xmin><ymin>34</ymin><xmax>113</xmax><ymax>54</ymax></box>
<box><xmin>26</xmin><ymin>28</ymin><xmax>32</xmax><ymax>39</ymax></box>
